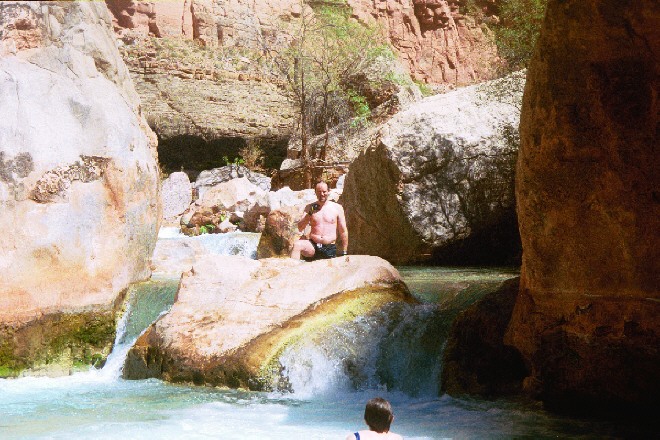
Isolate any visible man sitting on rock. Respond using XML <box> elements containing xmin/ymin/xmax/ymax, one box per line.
<box><xmin>291</xmin><ymin>181</ymin><xmax>348</xmax><ymax>260</ymax></box>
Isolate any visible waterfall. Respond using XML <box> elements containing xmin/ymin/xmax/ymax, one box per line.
<box><xmin>278</xmin><ymin>302</ymin><xmax>457</xmax><ymax>398</ymax></box>
<box><xmin>194</xmin><ymin>232</ymin><xmax>261</xmax><ymax>258</ymax></box>
<box><xmin>97</xmin><ymin>278</ymin><xmax>179</xmax><ymax>379</ymax></box>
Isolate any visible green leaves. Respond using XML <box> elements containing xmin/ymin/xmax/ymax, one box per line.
<box><xmin>493</xmin><ymin>0</ymin><xmax>547</xmax><ymax>71</ymax></box>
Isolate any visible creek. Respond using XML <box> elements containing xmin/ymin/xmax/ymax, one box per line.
<box><xmin>0</xmin><ymin>233</ymin><xmax>647</xmax><ymax>439</ymax></box>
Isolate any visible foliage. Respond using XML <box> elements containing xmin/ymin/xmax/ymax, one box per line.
<box><xmin>239</xmin><ymin>138</ymin><xmax>265</xmax><ymax>171</ymax></box>
<box><xmin>461</xmin><ymin>0</ymin><xmax>546</xmax><ymax>72</ymax></box>
<box><xmin>414</xmin><ymin>80</ymin><xmax>434</xmax><ymax>97</ymax></box>
<box><xmin>347</xmin><ymin>89</ymin><xmax>370</xmax><ymax>127</ymax></box>
<box><xmin>264</xmin><ymin>0</ymin><xmax>391</xmax><ymax>186</ymax></box>
<box><xmin>222</xmin><ymin>155</ymin><xmax>245</xmax><ymax>167</ymax></box>
<box><xmin>199</xmin><ymin>224</ymin><xmax>215</xmax><ymax>235</ymax></box>
<box><xmin>492</xmin><ymin>0</ymin><xmax>547</xmax><ymax>71</ymax></box>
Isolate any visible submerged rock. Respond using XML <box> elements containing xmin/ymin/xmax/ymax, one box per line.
<box><xmin>0</xmin><ymin>1</ymin><xmax>159</xmax><ymax>376</ymax></box>
<box><xmin>123</xmin><ymin>255</ymin><xmax>413</xmax><ymax>389</ymax></box>
<box><xmin>507</xmin><ymin>0</ymin><xmax>659</xmax><ymax>416</ymax></box>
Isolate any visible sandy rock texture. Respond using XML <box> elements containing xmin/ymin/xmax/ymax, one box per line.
<box><xmin>123</xmin><ymin>255</ymin><xmax>413</xmax><ymax>389</ymax></box>
<box><xmin>347</xmin><ymin>0</ymin><xmax>498</xmax><ymax>85</ymax></box>
<box><xmin>341</xmin><ymin>73</ymin><xmax>524</xmax><ymax>264</ymax></box>
<box><xmin>507</xmin><ymin>0</ymin><xmax>659</xmax><ymax>415</ymax></box>
<box><xmin>0</xmin><ymin>1</ymin><xmax>159</xmax><ymax>375</ymax></box>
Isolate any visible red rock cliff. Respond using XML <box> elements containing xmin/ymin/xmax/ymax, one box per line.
<box><xmin>347</xmin><ymin>0</ymin><xmax>498</xmax><ymax>85</ymax></box>
<box><xmin>508</xmin><ymin>0</ymin><xmax>659</xmax><ymax>414</ymax></box>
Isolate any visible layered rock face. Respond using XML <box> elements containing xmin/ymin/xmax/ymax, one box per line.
<box><xmin>347</xmin><ymin>0</ymin><xmax>498</xmax><ymax>85</ymax></box>
<box><xmin>341</xmin><ymin>73</ymin><xmax>523</xmax><ymax>264</ymax></box>
<box><xmin>507</xmin><ymin>0</ymin><xmax>659</xmax><ymax>414</ymax></box>
<box><xmin>123</xmin><ymin>255</ymin><xmax>413</xmax><ymax>389</ymax></box>
<box><xmin>0</xmin><ymin>1</ymin><xmax>159</xmax><ymax>375</ymax></box>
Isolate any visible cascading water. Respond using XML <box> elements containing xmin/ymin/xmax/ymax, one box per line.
<box><xmin>158</xmin><ymin>226</ymin><xmax>261</xmax><ymax>259</ymax></box>
<box><xmin>278</xmin><ymin>267</ymin><xmax>520</xmax><ymax>398</ymax></box>
<box><xmin>1</xmin><ymin>263</ymin><xmax>652</xmax><ymax>439</ymax></box>
<box><xmin>99</xmin><ymin>278</ymin><xmax>179</xmax><ymax>378</ymax></box>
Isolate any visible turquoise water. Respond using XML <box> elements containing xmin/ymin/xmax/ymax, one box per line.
<box><xmin>0</xmin><ymin>265</ymin><xmax>651</xmax><ymax>439</ymax></box>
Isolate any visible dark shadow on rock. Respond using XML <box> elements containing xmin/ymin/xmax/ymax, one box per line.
<box><xmin>430</xmin><ymin>208</ymin><xmax>522</xmax><ymax>266</ymax></box>
<box><xmin>441</xmin><ymin>277</ymin><xmax>528</xmax><ymax>398</ymax></box>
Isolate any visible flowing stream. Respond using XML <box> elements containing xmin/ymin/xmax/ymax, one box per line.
<box><xmin>0</xmin><ymin>234</ymin><xmax>650</xmax><ymax>439</ymax></box>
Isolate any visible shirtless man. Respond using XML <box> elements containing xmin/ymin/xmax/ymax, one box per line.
<box><xmin>290</xmin><ymin>181</ymin><xmax>348</xmax><ymax>260</ymax></box>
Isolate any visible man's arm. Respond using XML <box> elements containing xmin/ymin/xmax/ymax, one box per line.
<box><xmin>297</xmin><ymin>204</ymin><xmax>313</xmax><ymax>232</ymax></box>
<box><xmin>336</xmin><ymin>204</ymin><xmax>348</xmax><ymax>255</ymax></box>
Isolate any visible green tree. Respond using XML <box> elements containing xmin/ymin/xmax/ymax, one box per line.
<box><xmin>265</xmin><ymin>1</ymin><xmax>389</xmax><ymax>187</ymax></box>
<box><xmin>492</xmin><ymin>0</ymin><xmax>547</xmax><ymax>71</ymax></box>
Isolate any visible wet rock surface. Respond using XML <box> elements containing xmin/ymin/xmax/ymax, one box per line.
<box><xmin>123</xmin><ymin>255</ymin><xmax>413</xmax><ymax>389</ymax></box>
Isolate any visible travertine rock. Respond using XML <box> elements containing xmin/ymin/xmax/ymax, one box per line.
<box><xmin>195</xmin><ymin>165</ymin><xmax>271</xmax><ymax>199</ymax></box>
<box><xmin>0</xmin><ymin>1</ymin><xmax>159</xmax><ymax>375</ymax></box>
<box><xmin>123</xmin><ymin>255</ymin><xmax>413</xmax><ymax>389</ymax></box>
<box><xmin>244</xmin><ymin>186</ymin><xmax>317</xmax><ymax>232</ymax></box>
<box><xmin>340</xmin><ymin>73</ymin><xmax>524</xmax><ymax>264</ymax></box>
<box><xmin>506</xmin><ymin>0</ymin><xmax>659</xmax><ymax>415</ymax></box>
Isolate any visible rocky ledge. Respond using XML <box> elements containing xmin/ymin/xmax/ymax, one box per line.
<box><xmin>123</xmin><ymin>255</ymin><xmax>414</xmax><ymax>389</ymax></box>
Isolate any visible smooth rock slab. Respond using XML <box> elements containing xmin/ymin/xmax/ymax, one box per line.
<box><xmin>124</xmin><ymin>255</ymin><xmax>413</xmax><ymax>389</ymax></box>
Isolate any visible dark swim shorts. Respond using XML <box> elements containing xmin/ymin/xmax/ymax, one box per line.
<box><xmin>303</xmin><ymin>239</ymin><xmax>337</xmax><ymax>261</ymax></box>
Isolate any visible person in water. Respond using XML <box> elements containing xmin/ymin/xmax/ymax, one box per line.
<box><xmin>346</xmin><ymin>397</ymin><xmax>403</xmax><ymax>440</ymax></box>
<box><xmin>290</xmin><ymin>180</ymin><xmax>348</xmax><ymax>260</ymax></box>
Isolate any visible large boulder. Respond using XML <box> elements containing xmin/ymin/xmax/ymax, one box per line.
<box><xmin>506</xmin><ymin>0</ymin><xmax>659</xmax><ymax>416</ymax></box>
<box><xmin>123</xmin><ymin>255</ymin><xmax>414</xmax><ymax>389</ymax></box>
<box><xmin>161</xmin><ymin>171</ymin><xmax>192</xmax><ymax>223</ymax></box>
<box><xmin>0</xmin><ymin>1</ymin><xmax>159</xmax><ymax>376</ymax></box>
<box><xmin>340</xmin><ymin>73</ymin><xmax>524</xmax><ymax>265</ymax></box>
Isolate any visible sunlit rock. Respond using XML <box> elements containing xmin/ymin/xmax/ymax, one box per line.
<box><xmin>0</xmin><ymin>1</ymin><xmax>159</xmax><ymax>376</ymax></box>
<box><xmin>341</xmin><ymin>73</ymin><xmax>524</xmax><ymax>264</ymax></box>
<box><xmin>123</xmin><ymin>255</ymin><xmax>414</xmax><ymax>389</ymax></box>
<box><xmin>161</xmin><ymin>171</ymin><xmax>192</xmax><ymax>223</ymax></box>
<box><xmin>255</xmin><ymin>205</ymin><xmax>305</xmax><ymax>258</ymax></box>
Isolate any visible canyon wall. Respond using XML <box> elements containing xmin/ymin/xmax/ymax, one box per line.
<box><xmin>0</xmin><ymin>1</ymin><xmax>159</xmax><ymax>375</ymax></box>
<box><xmin>347</xmin><ymin>0</ymin><xmax>498</xmax><ymax>85</ymax></box>
<box><xmin>507</xmin><ymin>0</ymin><xmax>659</xmax><ymax>414</ymax></box>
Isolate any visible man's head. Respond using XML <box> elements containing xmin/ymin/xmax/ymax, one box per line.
<box><xmin>315</xmin><ymin>181</ymin><xmax>329</xmax><ymax>204</ymax></box>
<box><xmin>364</xmin><ymin>397</ymin><xmax>394</xmax><ymax>433</ymax></box>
